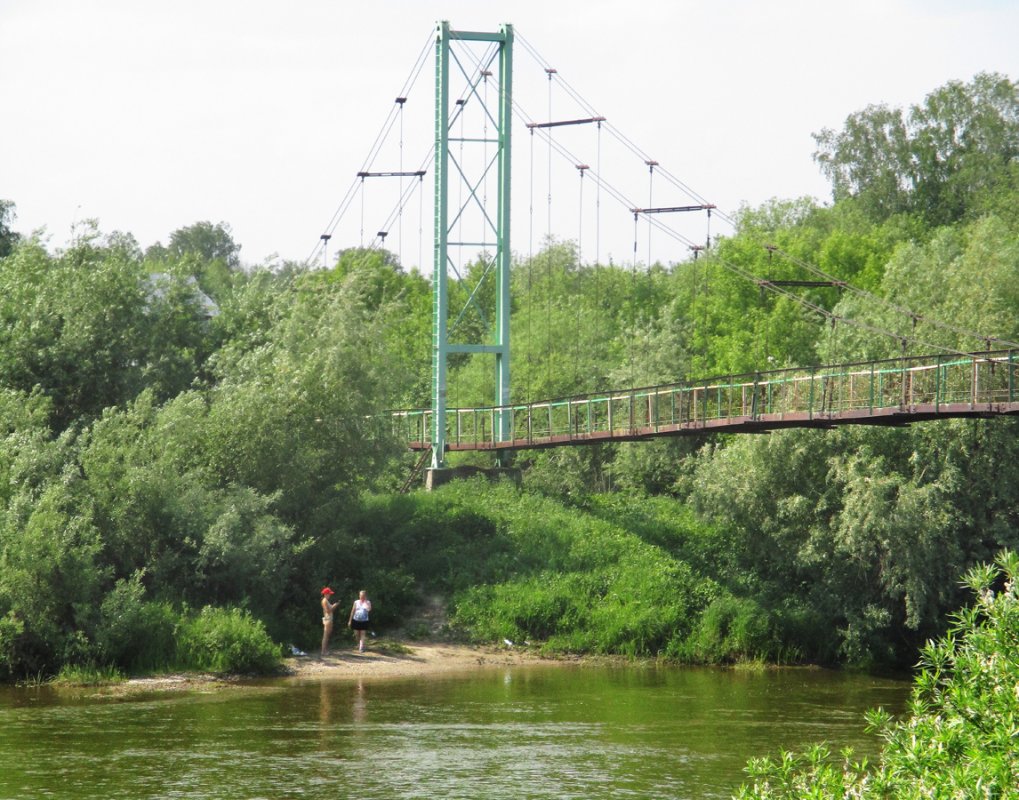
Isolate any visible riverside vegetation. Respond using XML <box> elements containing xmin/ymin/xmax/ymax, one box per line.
<box><xmin>736</xmin><ymin>552</ymin><xmax>1019</xmax><ymax>799</ymax></box>
<box><xmin>0</xmin><ymin>71</ymin><xmax>1016</xmax><ymax>712</ymax></box>
<box><xmin>2</xmin><ymin>70</ymin><xmax>1018</xmax><ymax>796</ymax></box>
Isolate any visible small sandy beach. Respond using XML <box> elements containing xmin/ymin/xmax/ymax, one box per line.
<box><xmin>107</xmin><ymin>641</ymin><xmax>564</xmax><ymax>695</ymax></box>
<box><xmin>283</xmin><ymin>641</ymin><xmax>560</xmax><ymax>682</ymax></box>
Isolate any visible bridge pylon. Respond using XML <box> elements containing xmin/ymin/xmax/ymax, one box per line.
<box><xmin>430</xmin><ymin>21</ymin><xmax>514</xmax><ymax>474</ymax></box>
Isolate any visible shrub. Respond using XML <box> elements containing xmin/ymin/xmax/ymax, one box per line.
<box><xmin>736</xmin><ymin>551</ymin><xmax>1019</xmax><ymax>799</ymax></box>
<box><xmin>678</xmin><ymin>595</ymin><xmax>779</xmax><ymax>663</ymax></box>
<box><xmin>93</xmin><ymin>574</ymin><xmax>177</xmax><ymax>673</ymax></box>
<box><xmin>176</xmin><ymin>606</ymin><xmax>280</xmax><ymax>674</ymax></box>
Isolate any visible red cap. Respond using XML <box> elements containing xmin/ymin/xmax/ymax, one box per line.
<box><xmin>321</xmin><ymin>587</ymin><xmax>334</xmax><ymax>595</ymax></box>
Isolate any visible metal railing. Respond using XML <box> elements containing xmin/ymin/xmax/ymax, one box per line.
<box><xmin>391</xmin><ymin>350</ymin><xmax>1019</xmax><ymax>451</ymax></box>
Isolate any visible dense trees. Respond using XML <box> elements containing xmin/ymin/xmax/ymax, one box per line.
<box><xmin>813</xmin><ymin>72</ymin><xmax>1019</xmax><ymax>226</ymax></box>
<box><xmin>0</xmin><ymin>231</ymin><xmax>409</xmax><ymax>677</ymax></box>
<box><xmin>1</xmin><ymin>71</ymin><xmax>1019</xmax><ymax>679</ymax></box>
<box><xmin>0</xmin><ymin>224</ymin><xmax>220</xmax><ymax>427</ymax></box>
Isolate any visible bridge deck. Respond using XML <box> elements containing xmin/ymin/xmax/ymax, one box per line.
<box><xmin>392</xmin><ymin>350</ymin><xmax>1019</xmax><ymax>452</ymax></box>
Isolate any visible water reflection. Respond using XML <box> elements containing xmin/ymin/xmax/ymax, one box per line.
<box><xmin>318</xmin><ymin>679</ymin><xmax>332</xmax><ymax>747</ymax></box>
<box><xmin>0</xmin><ymin>666</ymin><xmax>909</xmax><ymax>800</ymax></box>
<box><xmin>352</xmin><ymin>677</ymin><xmax>367</xmax><ymax>724</ymax></box>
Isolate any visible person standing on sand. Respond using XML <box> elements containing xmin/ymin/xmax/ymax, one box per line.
<box><xmin>348</xmin><ymin>589</ymin><xmax>372</xmax><ymax>653</ymax></box>
<box><xmin>320</xmin><ymin>587</ymin><xmax>339</xmax><ymax>658</ymax></box>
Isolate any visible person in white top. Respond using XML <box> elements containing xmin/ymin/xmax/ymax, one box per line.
<box><xmin>348</xmin><ymin>589</ymin><xmax>372</xmax><ymax>653</ymax></box>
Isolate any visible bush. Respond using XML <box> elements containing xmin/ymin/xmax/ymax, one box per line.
<box><xmin>95</xmin><ymin>576</ymin><xmax>178</xmax><ymax>673</ymax></box>
<box><xmin>176</xmin><ymin>606</ymin><xmax>280</xmax><ymax>674</ymax></box>
<box><xmin>736</xmin><ymin>551</ymin><xmax>1019</xmax><ymax>799</ymax></box>
<box><xmin>678</xmin><ymin>595</ymin><xmax>778</xmax><ymax>663</ymax></box>
<box><xmin>361</xmin><ymin>567</ymin><xmax>417</xmax><ymax>628</ymax></box>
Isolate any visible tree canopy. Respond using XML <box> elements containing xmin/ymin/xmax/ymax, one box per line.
<box><xmin>0</xmin><ymin>200</ymin><xmax>19</xmax><ymax>259</ymax></box>
<box><xmin>813</xmin><ymin>72</ymin><xmax>1019</xmax><ymax>226</ymax></box>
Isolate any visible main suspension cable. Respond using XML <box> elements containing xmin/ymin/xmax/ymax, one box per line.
<box><xmin>307</xmin><ymin>29</ymin><xmax>433</xmax><ymax>266</ymax></box>
<box><xmin>518</xmin><ymin>29</ymin><xmax>1009</xmax><ymax>355</ymax></box>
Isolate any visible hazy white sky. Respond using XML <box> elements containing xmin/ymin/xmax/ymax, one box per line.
<box><xmin>2</xmin><ymin>0</ymin><xmax>1018</xmax><ymax>268</ymax></box>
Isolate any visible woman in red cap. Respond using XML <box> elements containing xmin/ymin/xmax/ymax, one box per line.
<box><xmin>320</xmin><ymin>587</ymin><xmax>339</xmax><ymax>658</ymax></box>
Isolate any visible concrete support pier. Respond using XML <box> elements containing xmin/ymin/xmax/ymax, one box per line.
<box><xmin>425</xmin><ymin>466</ymin><xmax>520</xmax><ymax>491</ymax></box>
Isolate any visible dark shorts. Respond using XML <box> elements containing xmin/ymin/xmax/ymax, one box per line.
<box><xmin>352</xmin><ymin>619</ymin><xmax>370</xmax><ymax>631</ymax></box>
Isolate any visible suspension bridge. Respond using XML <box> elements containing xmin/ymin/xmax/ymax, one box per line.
<box><xmin>310</xmin><ymin>22</ymin><xmax>1019</xmax><ymax>477</ymax></box>
<box><xmin>393</xmin><ymin>350</ymin><xmax>1019</xmax><ymax>452</ymax></box>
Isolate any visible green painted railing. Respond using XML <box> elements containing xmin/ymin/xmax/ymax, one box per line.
<box><xmin>392</xmin><ymin>349</ymin><xmax>1019</xmax><ymax>451</ymax></box>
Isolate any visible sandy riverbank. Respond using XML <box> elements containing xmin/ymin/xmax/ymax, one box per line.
<box><xmin>282</xmin><ymin>641</ymin><xmax>562</xmax><ymax>682</ymax></box>
<box><xmin>109</xmin><ymin>641</ymin><xmax>567</xmax><ymax>695</ymax></box>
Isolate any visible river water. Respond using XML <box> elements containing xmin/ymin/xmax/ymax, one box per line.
<box><xmin>0</xmin><ymin>664</ymin><xmax>909</xmax><ymax>800</ymax></box>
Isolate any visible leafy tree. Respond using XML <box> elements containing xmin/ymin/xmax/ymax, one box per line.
<box><xmin>165</xmin><ymin>220</ymin><xmax>240</xmax><ymax>268</ymax></box>
<box><xmin>202</xmin><ymin>270</ymin><xmax>403</xmax><ymax>530</ymax></box>
<box><xmin>0</xmin><ymin>224</ymin><xmax>226</xmax><ymax>427</ymax></box>
<box><xmin>0</xmin><ymin>459</ymin><xmax>107</xmax><ymax>677</ymax></box>
<box><xmin>148</xmin><ymin>221</ymin><xmax>240</xmax><ymax>301</ymax></box>
<box><xmin>316</xmin><ymin>247</ymin><xmax>432</xmax><ymax>407</ymax></box>
<box><xmin>910</xmin><ymin>73</ymin><xmax>1019</xmax><ymax>223</ymax></box>
<box><xmin>814</xmin><ymin>104</ymin><xmax>912</xmax><ymax>220</ymax></box>
<box><xmin>138</xmin><ymin>271</ymin><xmax>219</xmax><ymax>400</ymax></box>
<box><xmin>328</xmin><ymin>247</ymin><xmax>405</xmax><ymax>305</ymax></box>
<box><xmin>0</xmin><ymin>228</ymin><xmax>149</xmax><ymax>427</ymax></box>
<box><xmin>814</xmin><ymin>72</ymin><xmax>1019</xmax><ymax>226</ymax></box>
<box><xmin>0</xmin><ymin>200</ymin><xmax>19</xmax><ymax>258</ymax></box>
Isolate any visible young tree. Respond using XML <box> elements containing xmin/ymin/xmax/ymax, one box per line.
<box><xmin>737</xmin><ymin>552</ymin><xmax>1019</xmax><ymax>799</ymax></box>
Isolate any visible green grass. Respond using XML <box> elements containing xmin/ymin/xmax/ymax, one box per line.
<box><xmin>52</xmin><ymin>663</ymin><xmax>126</xmax><ymax>686</ymax></box>
<box><xmin>369</xmin><ymin>639</ymin><xmax>413</xmax><ymax>656</ymax></box>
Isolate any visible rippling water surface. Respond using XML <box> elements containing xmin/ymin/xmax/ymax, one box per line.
<box><xmin>0</xmin><ymin>664</ymin><xmax>909</xmax><ymax>799</ymax></box>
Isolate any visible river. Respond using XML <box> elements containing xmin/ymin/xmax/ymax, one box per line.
<box><xmin>0</xmin><ymin>664</ymin><xmax>909</xmax><ymax>799</ymax></box>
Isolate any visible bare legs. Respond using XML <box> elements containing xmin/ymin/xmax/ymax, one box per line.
<box><xmin>321</xmin><ymin>621</ymin><xmax>333</xmax><ymax>658</ymax></box>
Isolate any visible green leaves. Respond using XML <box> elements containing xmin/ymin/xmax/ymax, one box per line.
<box><xmin>739</xmin><ymin>553</ymin><xmax>1019</xmax><ymax>798</ymax></box>
<box><xmin>175</xmin><ymin>606</ymin><xmax>280</xmax><ymax>674</ymax></box>
<box><xmin>814</xmin><ymin>72</ymin><xmax>1019</xmax><ymax>227</ymax></box>
<box><xmin>0</xmin><ymin>199</ymin><xmax>18</xmax><ymax>258</ymax></box>
<box><xmin>0</xmin><ymin>227</ymin><xmax>226</xmax><ymax>428</ymax></box>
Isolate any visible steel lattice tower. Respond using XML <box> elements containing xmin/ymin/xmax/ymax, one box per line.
<box><xmin>431</xmin><ymin>21</ymin><xmax>513</xmax><ymax>471</ymax></box>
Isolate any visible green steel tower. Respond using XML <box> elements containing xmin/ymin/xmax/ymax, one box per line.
<box><xmin>431</xmin><ymin>21</ymin><xmax>513</xmax><ymax>472</ymax></box>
